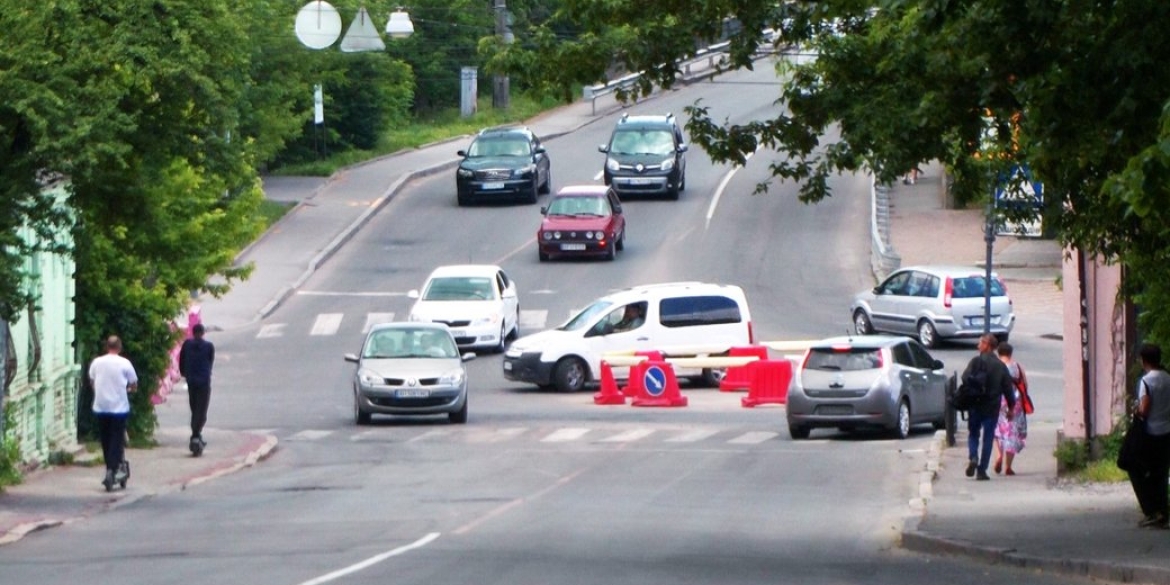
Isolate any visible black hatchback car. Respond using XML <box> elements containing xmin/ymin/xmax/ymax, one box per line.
<box><xmin>598</xmin><ymin>113</ymin><xmax>688</xmax><ymax>200</ymax></box>
<box><xmin>456</xmin><ymin>126</ymin><xmax>551</xmax><ymax>206</ymax></box>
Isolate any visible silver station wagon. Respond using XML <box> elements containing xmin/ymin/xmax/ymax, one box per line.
<box><xmin>849</xmin><ymin>265</ymin><xmax>1014</xmax><ymax>348</ymax></box>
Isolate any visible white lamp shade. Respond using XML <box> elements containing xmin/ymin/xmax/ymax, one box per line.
<box><xmin>385</xmin><ymin>10</ymin><xmax>414</xmax><ymax>39</ymax></box>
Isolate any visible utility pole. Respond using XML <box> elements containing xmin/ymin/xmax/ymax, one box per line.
<box><xmin>493</xmin><ymin>0</ymin><xmax>511</xmax><ymax>110</ymax></box>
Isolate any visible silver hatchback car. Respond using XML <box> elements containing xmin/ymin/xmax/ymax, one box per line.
<box><xmin>786</xmin><ymin>335</ymin><xmax>949</xmax><ymax>440</ymax></box>
<box><xmin>849</xmin><ymin>265</ymin><xmax>1014</xmax><ymax>348</ymax></box>
<box><xmin>344</xmin><ymin>323</ymin><xmax>475</xmax><ymax>425</ymax></box>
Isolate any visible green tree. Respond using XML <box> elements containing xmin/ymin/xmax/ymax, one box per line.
<box><xmin>504</xmin><ymin>0</ymin><xmax>1170</xmax><ymax>345</ymax></box>
<box><xmin>1</xmin><ymin>0</ymin><xmax>301</xmax><ymax>441</ymax></box>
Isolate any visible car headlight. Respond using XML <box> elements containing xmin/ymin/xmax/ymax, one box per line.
<box><xmin>457</xmin><ymin>168</ymin><xmax>473</xmax><ymax>178</ymax></box>
<box><xmin>585</xmin><ymin>232</ymin><xmax>594</xmax><ymax>240</ymax></box>
<box><xmin>471</xmin><ymin>315</ymin><xmax>500</xmax><ymax>326</ymax></box>
<box><xmin>439</xmin><ymin>368</ymin><xmax>466</xmax><ymax>386</ymax></box>
<box><xmin>514</xmin><ymin>164</ymin><xmax>536</xmax><ymax>178</ymax></box>
<box><xmin>606</xmin><ymin>158</ymin><xmax>621</xmax><ymax>172</ymax></box>
<box><xmin>504</xmin><ymin>346</ymin><xmax>524</xmax><ymax>358</ymax></box>
<box><xmin>595</xmin><ymin>231</ymin><xmax>605</xmax><ymax>240</ymax></box>
<box><xmin>553</xmin><ymin>231</ymin><xmax>562</xmax><ymax>239</ymax></box>
<box><xmin>661</xmin><ymin>158</ymin><xmax>674</xmax><ymax>171</ymax></box>
<box><xmin>357</xmin><ymin>368</ymin><xmax>383</xmax><ymax>385</ymax></box>
<box><xmin>542</xmin><ymin>231</ymin><xmax>553</xmax><ymax>241</ymax></box>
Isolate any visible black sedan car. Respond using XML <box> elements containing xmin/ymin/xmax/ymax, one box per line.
<box><xmin>456</xmin><ymin>126</ymin><xmax>551</xmax><ymax>206</ymax></box>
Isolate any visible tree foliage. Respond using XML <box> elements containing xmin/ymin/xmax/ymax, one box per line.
<box><xmin>1</xmin><ymin>0</ymin><xmax>307</xmax><ymax>440</ymax></box>
<box><xmin>502</xmin><ymin>0</ymin><xmax>1170</xmax><ymax>345</ymax></box>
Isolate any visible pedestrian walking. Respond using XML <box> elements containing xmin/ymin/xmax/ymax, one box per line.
<box><xmin>88</xmin><ymin>335</ymin><xmax>138</xmax><ymax>490</ymax></box>
<box><xmin>1129</xmin><ymin>343</ymin><xmax>1170</xmax><ymax>528</ymax></box>
<box><xmin>179</xmin><ymin>323</ymin><xmax>215</xmax><ymax>456</ymax></box>
<box><xmin>993</xmin><ymin>342</ymin><xmax>1028</xmax><ymax>475</ymax></box>
<box><xmin>963</xmin><ymin>334</ymin><xmax>1015</xmax><ymax>481</ymax></box>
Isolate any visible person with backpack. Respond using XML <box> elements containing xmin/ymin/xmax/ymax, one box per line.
<box><xmin>962</xmin><ymin>334</ymin><xmax>1016</xmax><ymax>481</ymax></box>
<box><xmin>993</xmin><ymin>342</ymin><xmax>1029</xmax><ymax>475</ymax></box>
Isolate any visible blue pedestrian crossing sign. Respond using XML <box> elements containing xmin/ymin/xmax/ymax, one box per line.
<box><xmin>644</xmin><ymin>365</ymin><xmax>667</xmax><ymax>397</ymax></box>
<box><xmin>995</xmin><ymin>165</ymin><xmax>1044</xmax><ymax>238</ymax></box>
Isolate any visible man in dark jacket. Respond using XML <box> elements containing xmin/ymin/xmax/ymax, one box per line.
<box><xmin>179</xmin><ymin>323</ymin><xmax>215</xmax><ymax>456</ymax></box>
<box><xmin>964</xmin><ymin>334</ymin><xmax>1015</xmax><ymax>480</ymax></box>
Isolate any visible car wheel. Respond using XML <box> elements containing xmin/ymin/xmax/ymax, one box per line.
<box><xmin>457</xmin><ymin>194</ymin><xmax>470</xmax><ymax>207</ymax></box>
<box><xmin>449</xmin><ymin>396</ymin><xmax>468</xmax><ymax>424</ymax></box>
<box><xmin>553</xmin><ymin>357</ymin><xmax>588</xmax><ymax>393</ymax></box>
<box><xmin>616</xmin><ymin>230</ymin><xmax>625</xmax><ymax>252</ymax></box>
<box><xmin>510</xmin><ymin>308</ymin><xmax>520</xmax><ymax>340</ymax></box>
<box><xmin>539</xmin><ymin>169</ymin><xmax>551</xmax><ymax>195</ymax></box>
<box><xmin>789</xmin><ymin>424</ymin><xmax>810</xmax><ymax>440</ymax></box>
<box><xmin>493</xmin><ymin>324</ymin><xmax>507</xmax><ymax>354</ymax></box>
<box><xmin>604</xmin><ymin>240</ymin><xmax>616</xmax><ymax>261</ymax></box>
<box><xmin>895</xmin><ymin>399</ymin><xmax>912</xmax><ymax>439</ymax></box>
<box><xmin>853</xmin><ymin>310</ymin><xmax>874</xmax><ymax>335</ymax></box>
<box><xmin>701</xmin><ymin>368</ymin><xmax>727</xmax><ymax>388</ymax></box>
<box><xmin>917</xmin><ymin>320</ymin><xmax>939</xmax><ymax>349</ymax></box>
<box><xmin>667</xmin><ymin>186</ymin><xmax>680</xmax><ymax>201</ymax></box>
<box><xmin>525</xmin><ymin>181</ymin><xmax>539</xmax><ymax>204</ymax></box>
<box><xmin>354</xmin><ymin>391</ymin><xmax>371</xmax><ymax>425</ymax></box>
<box><xmin>679</xmin><ymin>170</ymin><xmax>686</xmax><ymax>192</ymax></box>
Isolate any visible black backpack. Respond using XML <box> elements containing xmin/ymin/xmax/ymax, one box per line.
<box><xmin>951</xmin><ymin>357</ymin><xmax>991</xmax><ymax>411</ymax></box>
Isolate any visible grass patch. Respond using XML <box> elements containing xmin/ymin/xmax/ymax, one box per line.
<box><xmin>257</xmin><ymin>199</ymin><xmax>297</xmax><ymax>230</ymax></box>
<box><xmin>271</xmin><ymin>92</ymin><xmax>566</xmax><ymax>177</ymax></box>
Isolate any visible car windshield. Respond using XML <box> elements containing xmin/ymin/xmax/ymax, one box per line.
<box><xmin>467</xmin><ymin>137</ymin><xmax>530</xmax><ymax>157</ymax></box>
<box><xmin>547</xmin><ymin>196</ymin><xmax>608</xmax><ymax>216</ymax></box>
<box><xmin>951</xmin><ymin>276</ymin><xmax>1007</xmax><ymax>298</ymax></box>
<box><xmin>559</xmin><ymin>299</ymin><xmax>614</xmax><ymax>331</ymax></box>
<box><xmin>422</xmin><ymin>277</ymin><xmax>495</xmax><ymax>301</ymax></box>
<box><xmin>805</xmin><ymin>348</ymin><xmax>882</xmax><ymax>371</ymax></box>
<box><xmin>608</xmin><ymin>129</ymin><xmax>675</xmax><ymax>156</ymax></box>
<box><xmin>363</xmin><ymin>328</ymin><xmax>458</xmax><ymax>359</ymax></box>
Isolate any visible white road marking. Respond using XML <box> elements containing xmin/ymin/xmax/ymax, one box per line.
<box><xmin>363</xmin><ymin>312</ymin><xmax>396</xmax><ymax>332</ymax></box>
<box><xmin>408</xmin><ymin>429</ymin><xmax>454</xmax><ymax>442</ymax></box>
<box><xmin>257</xmin><ymin>324</ymin><xmax>285</xmax><ymax>339</ymax></box>
<box><xmin>310</xmin><ymin>313</ymin><xmax>344</xmax><ymax>336</ymax></box>
<box><xmin>706</xmin><ymin>149</ymin><xmax>756</xmax><ymax>230</ymax></box>
<box><xmin>519</xmin><ymin>309</ymin><xmax>548</xmax><ymax>330</ymax></box>
<box><xmin>289</xmin><ymin>430</ymin><xmax>333</xmax><ymax>441</ymax></box>
<box><xmin>297</xmin><ymin>291</ymin><xmax>410</xmax><ymax>297</ymax></box>
<box><xmin>541</xmin><ymin>428</ymin><xmax>590</xmax><ymax>442</ymax></box>
<box><xmin>295</xmin><ymin>532</ymin><xmax>440</xmax><ymax>585</ymax></box>
<box><xmin>665</xmin><ymin>429</ymin><xmax>721</xmax><ymax>443</ymax></box>
<box><xmin>600</xmin><ymin>429</ymin><xmax>655</xmax><ymax>442</ymax></box>
<box><xmin>463</xmin><ymin>428</ymin><xmax>529</xmax><ymax>443</ymax></box>
<box><xmin>728</xmin><ymin>431</ymin><xmax>779</xmax><ymax>444</ymax></box>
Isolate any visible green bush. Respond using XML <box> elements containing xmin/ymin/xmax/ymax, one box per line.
<box><xmin>0</xmin><ymin>404</ymin><xmax>22</xmax><ymax>488</ymax></box>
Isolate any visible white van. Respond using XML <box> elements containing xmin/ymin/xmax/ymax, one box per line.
<box><xmin>502</xmin><ymin>282</ymin><xmax>754</xmax><ymax>392</ymax></box>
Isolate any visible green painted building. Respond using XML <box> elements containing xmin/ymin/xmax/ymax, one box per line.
<box><xmin>2</xmin><ymin>180</ymin><xmax>81</xmax><ymax>465</ymax></box>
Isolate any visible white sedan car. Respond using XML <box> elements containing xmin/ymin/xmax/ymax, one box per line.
<box><xmin>408</xmin><ymin>264</ymin><xmax>520</xmax><ymax>353</ymax></box>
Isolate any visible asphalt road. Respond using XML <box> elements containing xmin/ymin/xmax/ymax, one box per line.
<box><xmin>0</xmin><ymin>64</ymin><xmax>1081</xmax><ymax>585</ymax></box>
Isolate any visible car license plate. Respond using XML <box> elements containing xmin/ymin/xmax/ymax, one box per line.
<box><xmin>630</xmin><ymin>178</ymin><xmax>654</xmax><ymax>185</ymax></box>
<box><xmin>817</xmin><ymin>405</ymin><xmax>854</xmax><ymax>416</ymax></box>
<box><xmin>561</xmin><ymin>243</ymin><xmax>586</xmax><ymax>251</ymax></box>
<box><xmin>396</xmin><ymin>388</ymin><xmax>430</xmax><ymax>398</ymax></box>
<box><xmin>481</xmin><ymin>182</ymin><xmax>505</xmax><ymax>190</ymax></box>
<box><xmin>969</xmin><ymin>316</ymin><xmax>985</xmax><ymax>327</ymax></box>
<box><xmin>503</xmin><ymin>361</ymin><xmax>513</xmax><ymax>371</ymax></box>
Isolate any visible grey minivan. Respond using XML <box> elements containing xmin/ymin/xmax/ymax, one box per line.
<box><xmin>849</xmin><ymin>265</ymin><xmax>1015</xmax><ymax>348</ymax></box>
<box><xmin>786</xmin><ymin>335</ymin><xmax>949</xmax><ymax>440</ymax></box>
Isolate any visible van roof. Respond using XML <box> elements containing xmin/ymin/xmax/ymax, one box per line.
<box><xmin>602</xmin><ymin>281</ymin><xmax>748</xmax><ymax>300</ymax></box>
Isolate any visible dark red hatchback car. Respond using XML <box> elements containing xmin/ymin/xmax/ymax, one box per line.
<box><xmin>537</xmin><ymin>186</ymin><xmax>626</xmax><ymax>261</ymax></box>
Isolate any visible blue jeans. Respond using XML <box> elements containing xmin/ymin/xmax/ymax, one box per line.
<box><xmin>967</xmin><ymin>409</ymin><xmax>997</xmax><ymax>473</ymax></box>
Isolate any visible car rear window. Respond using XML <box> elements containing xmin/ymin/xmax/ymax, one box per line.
<box><xmin>805</xmin><ymin>348</ymin><xmax>882</xmax><ymax>372</ymax></box>
<box><xmin>659</xmin><ymin>295</ymin><xmax>742</xmax><ymax>328</ymax></box>
<box><xmin>951</xmin><ymin>276</ymin><xmax>1007</xmax><ymax>298</ymax></box>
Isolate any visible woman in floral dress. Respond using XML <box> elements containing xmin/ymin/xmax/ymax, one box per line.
<box><xmin>994</xmin><ymin>342</ymin><xmax>1028</xmax><ymax>475</ymax></box>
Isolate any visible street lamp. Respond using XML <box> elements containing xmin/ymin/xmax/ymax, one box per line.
<box><xmin>386</xmin><ymin>9</ymin><xmax>415</xmax><ymax>39</ymax></box>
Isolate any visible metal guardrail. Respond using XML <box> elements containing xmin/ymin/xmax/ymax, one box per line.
<box><xmin>583</xmin><ymin>30</ymin><xmax>781</xmax><ymax>115</ymax></box>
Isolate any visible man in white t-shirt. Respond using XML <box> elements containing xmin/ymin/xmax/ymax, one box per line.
<box><xmin>89</xmin><ymin>336</ymin><xmax>138</xmax><ymax>490</ymax></box>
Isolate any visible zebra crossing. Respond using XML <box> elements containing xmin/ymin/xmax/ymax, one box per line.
<box><xmin>255</xmin><ymin>310</ymin><xmax>553</xmax><ymax>339</ymax></box>
<box><xmin>260</xmin><ymin>425</ymin><xmax>792</xmax><ymax>446</ymax></box>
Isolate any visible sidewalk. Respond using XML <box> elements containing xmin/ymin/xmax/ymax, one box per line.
<box><xmin>890</xmin><ymin>165</ymin><xmax>1170</xmax><ymax>584</ymax></box>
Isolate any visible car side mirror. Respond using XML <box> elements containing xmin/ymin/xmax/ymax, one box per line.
<box><xmin>407</xmin><ymin>289</ymin><xmax>420</xmax><ymax>299</ymax></box>
<box><xmin>872</xmin><ymin>286</ymin><xmax>881</xmax><ymax>295</ymax></box>
<box><xmin>535</xmin><ymin>146</ymin><xmax>546</xmax><ymax>155</ymax></box>
<box><xmin>540</xmin><ymin>206</ymin><xmax>548</xmax><ymax>215</ymax></box>
<box><xmin>457</xmin><ymin>149</ymin><xmax>468</xmax><ymax>157</ymax></box>
<box><xmin>678</xmin><ymin>143</ymin><xmax>689</xmax><ymax>153</ymax></box>
<box><xmin>344</xmin><ymin>353</ymin><xmax>359</xmax><ymax>363</ymax></box>
<box><xmin>932</xmin><ymin>359</ymin><xmax>945</xmax><ymax>370</ymax></box>
<box><xmin>598</xmin><ymin>144</ymin><xmax>609</xmax><ymax>153</ymax></box>
<box><xmin>461</xmin><ymin>352</ymin><xmax>477</xmax><ymax>362</ymax></box>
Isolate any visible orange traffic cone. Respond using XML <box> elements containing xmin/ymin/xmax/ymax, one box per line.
<box><xmin>593</xmin><ymin>361</ymin><xmax>626</xmax><ymax>405</ymax></box>
<box><xmin>631</xmin><ymin>361</ymin><xmax>688</xmax><ymax>407</ymax></box>
<box><xmin>742</xmin><ymin>359</ymin><xmax>793</xmax><ymax>407</ymax></box>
